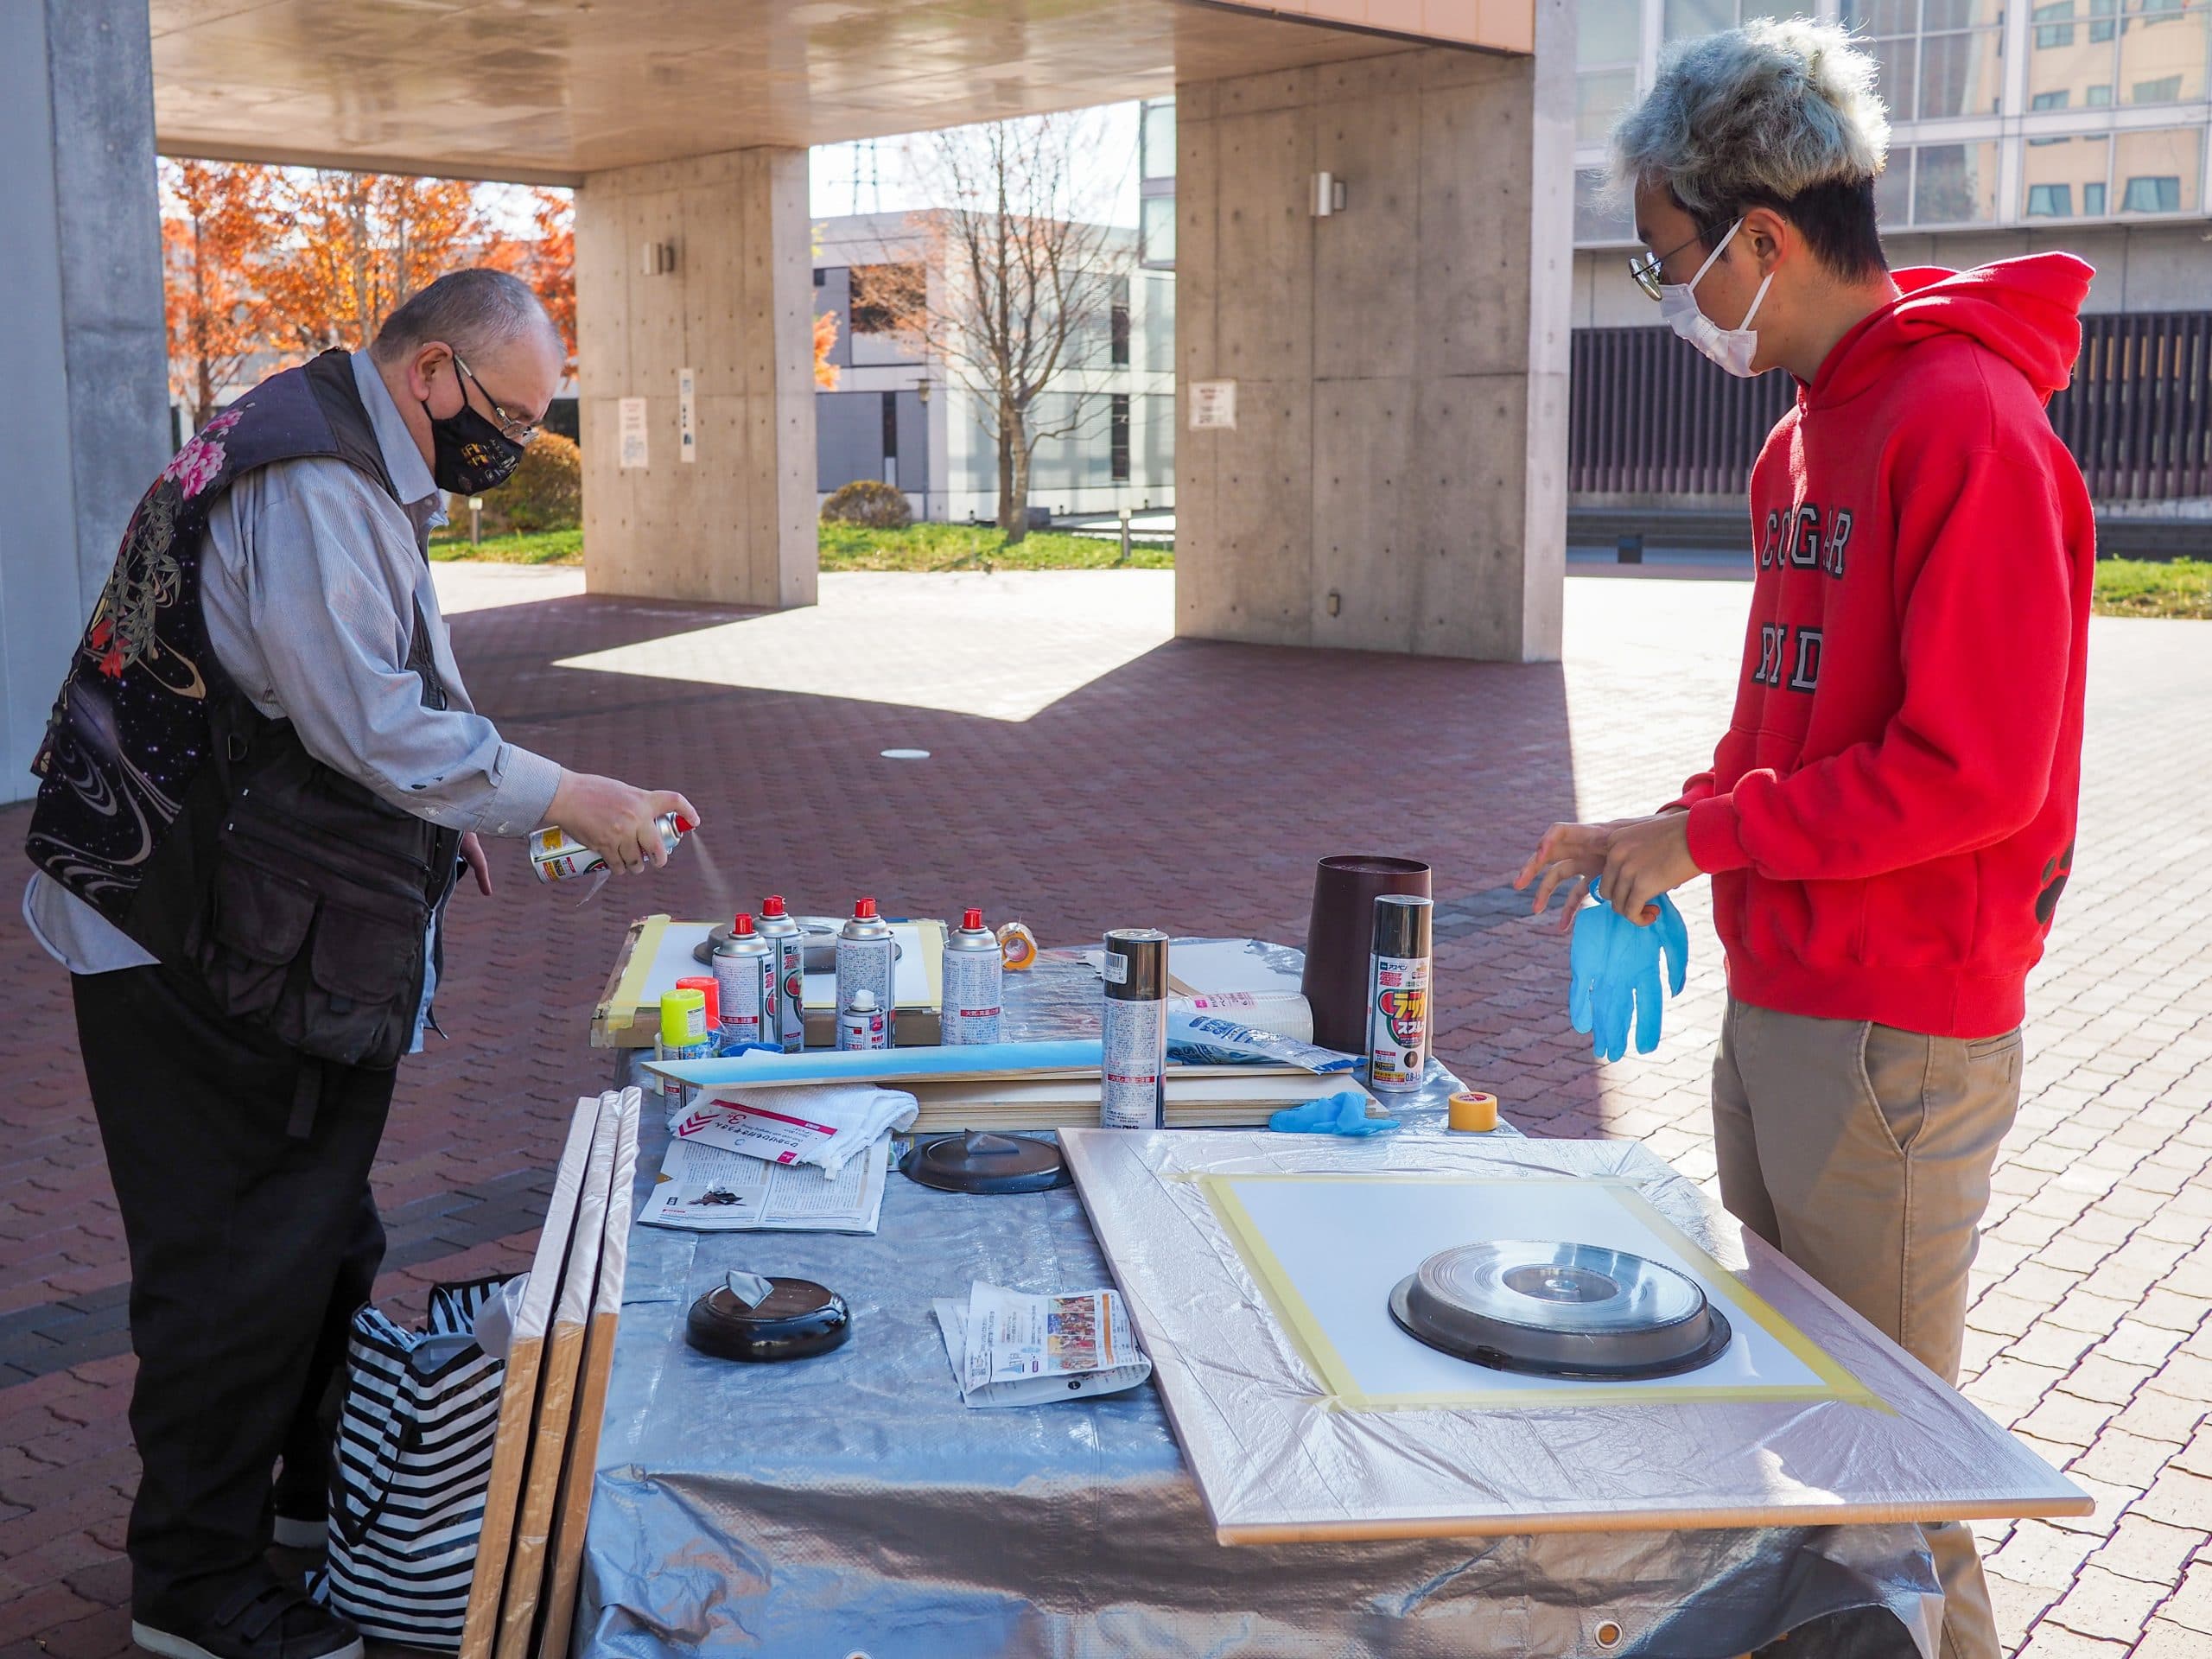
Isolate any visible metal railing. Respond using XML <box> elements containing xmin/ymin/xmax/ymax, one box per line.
<box><xmin>1570</xmin><ymin>311</ymin><xmax>2212</xmax><ymax>504</ymax></box>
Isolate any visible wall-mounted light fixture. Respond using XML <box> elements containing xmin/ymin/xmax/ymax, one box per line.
<box><xmin>640</xmin><ymin>241</ymin><xmax>677</xmax><ymax>276</ymax></box>
<box><xmin>1311</xmin><ymin>173</ymin><xmax>1348</xmax><ymax>218</ymax></box>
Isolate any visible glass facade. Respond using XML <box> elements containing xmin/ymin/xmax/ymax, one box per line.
<box><xmin>1572</xmin><ymin>0</ymin><xmax>2212</xmax><ymax>244</ymax></box>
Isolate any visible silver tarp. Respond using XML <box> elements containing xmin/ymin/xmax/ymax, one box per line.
<box><xmin>578</xmin><ymin>944</ymin><xmax>1940</xmax><ymax>1656</ymax></box>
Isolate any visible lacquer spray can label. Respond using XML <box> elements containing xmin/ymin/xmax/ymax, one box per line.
<box><xmin>836</xmin><ymin>899</ymin><xmax>897</xmax><ymax>1050</ymax></box>
<box><xmin>943</xmin><ymin>908</ymin><xmax>1004</xmax><ymax>1046</ymax></box>
<box><xmin>712</xmin><ymin>913</ymin><xmax>777</xmax><ymax>1049</ymax></box>
<box><xmin>1367</xmin><ymin>894</ymin><xmax>1433</xmax><ymax>1094</ymax></box>
<box><xmin>1101</xmin><ymin>929</ymin><xmax>1169</xmax><ymax>1130</ymax></box>
<box><xmin>756</xmin><ymin>897</ymin><xmax>807</xmax><ymax>1053</ymax></box>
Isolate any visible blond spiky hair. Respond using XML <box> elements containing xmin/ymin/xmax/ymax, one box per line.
<box><xmin>1610</xmin><ymin>18</ymin><xmax>1891</xmax><ymax>222</ymax></box>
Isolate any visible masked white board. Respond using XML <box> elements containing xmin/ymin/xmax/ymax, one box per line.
<box><xmin>1060</xmin><ymin>1130</ymin><xmax>2088</xmax><ymax>1545</ymax></box>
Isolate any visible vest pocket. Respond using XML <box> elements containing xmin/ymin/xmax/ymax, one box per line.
<box><xmin>295</xmin><ymin>899</ymin><xmax>423</xmax><ymax>1066</ymax></box>
<box><xmin>198</xmin><ymin>860</ymin><xmax>319</xmax><ymax>1020</ymax></box>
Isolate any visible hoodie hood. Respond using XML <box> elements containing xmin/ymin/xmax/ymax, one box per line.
<box><xmin>1808</xmin><ymin>252</ymin><xmax>2094</xmax><ymax>408</ymax></box>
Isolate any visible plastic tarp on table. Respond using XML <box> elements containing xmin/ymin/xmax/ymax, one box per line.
<box><xmin>576</xmin><ymin>944</ymin><xmax>1948</xmax><ymax>1658</ymax></box>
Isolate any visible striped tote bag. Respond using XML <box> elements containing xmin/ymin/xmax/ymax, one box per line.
<box><xmin>318</xmin><ymin>1277</ymin><xmax>509</xmax><ymax>1648</ymax></box>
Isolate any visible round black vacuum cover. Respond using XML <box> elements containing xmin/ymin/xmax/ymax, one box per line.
<box><xmin>901</xmin><ymin>1132</ymin><xmax>1070</xmax><ymax>1195</ymax></box>
<box><xmin>686</xmin><ymin>1277</ymin><xmax>851</xmax><ymax>1363</ymax></box>
<box><xmin>1389</xmin><ymin>1241</ymin><xmax>1732</xmax><ymax>1380</ymax></box>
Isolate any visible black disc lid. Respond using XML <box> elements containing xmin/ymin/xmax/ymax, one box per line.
<box><xmin>685</xmin><ymin>1274</ymin><xmax>851</xmax><ymax>1363</ymax></box>
<box><xmin>901</xmin><ymin>1131</ymin><xmax>1070</xmax><ymax>1195</ymax></box>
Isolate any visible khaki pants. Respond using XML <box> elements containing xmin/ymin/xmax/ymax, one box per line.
<box><xmin>1713</xmin><ymin>998</ymin><xmax>2024</xmax><ymax>1659</ymax></box>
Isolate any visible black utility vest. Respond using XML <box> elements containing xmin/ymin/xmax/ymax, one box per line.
<box><xmin>27</xmin><ymin>351</ymin><xmax>461</xmax><ymax>1070</ymax></box>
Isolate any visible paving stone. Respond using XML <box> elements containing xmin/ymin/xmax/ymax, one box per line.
<box><xmin>2041</xmin><ymin>1562</ymin><xmax>2167</xmax><ymax>1643</ymax></box>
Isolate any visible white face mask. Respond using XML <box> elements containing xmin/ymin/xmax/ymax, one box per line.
<box><xmin>1656</xmin><ymin>218</ymin><xmax>1774</xmax><ymax>378</ymax></box>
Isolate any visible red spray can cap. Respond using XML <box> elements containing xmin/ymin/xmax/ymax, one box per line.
<box><xmin>673</xmin><ymin>815</ymin><xmax>695</xmax><ymax>835</ymax></box>
<box><xmin>732</xmin><ymin>912</ymin><xmax>755</xmax><ymax>937</ymax></box>
<box><xmin>855</xmin><ymin>897</ymin><xmax>878</xmax><ymax>920</ymax></box>
<box><xmin>675</xmin><ymin>975</ymin><xmax>719</xmax><ymax>1029</ymax></box>
<box><xmin>963</xmin><ymin>907</ymin><xmax>984</xmax><ymax>930</ymax></box>
<box><xmin>762</xmin><ymin>895</ymin><xmax>787</xmax><ymax>918</ymax></box>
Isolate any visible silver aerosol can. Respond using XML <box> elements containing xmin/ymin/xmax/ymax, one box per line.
<box><xmin>529</xmin><ymin>812</ymin><xmax>690</xmax><ymax>882</ymax></box>
<box><xmin>942</xmin><ymin>907</ymin><xmax>1004</xmax><ymax>1046</ymax></box>
<box><xmin>1367</xmin><ymin>894</ymin><xmax>1433</xmax><ymax>1093</ymax></box>
<box><xmin>836</xmin><ymin>899</ymin><xmax>898</xmax><ymax>1050</ymax></box>
<box><xmin>1100</xmin><ymin>929</ymin><xmax>1169</xmax><ymax>1130</ymax></box>
<box><xmin>756</xmin><ymin>895</ymin><xmax>807</xmax><ymax>1053</ymax></box>
<box><xmin>712</xmin><ymin>913</ymin><xmax>777</xmax><ymax>1050</ymax></box>
<box><xmin>838</xmin><ymin>988</ymin><xmax>889</xmax><ymax>1051</ymax></box>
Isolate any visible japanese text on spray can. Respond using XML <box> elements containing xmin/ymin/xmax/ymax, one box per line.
<box><xmin>756</xmin><ymin>896</ymin><xmax>806</xmax><ymax>1053</ymax></box>
<box><xmin>1101</xmin><ymin>929</ymin><xmax>1170</xmax><ymax>1129</ymax></box>
<box><xmin>942</xmin><ymin>908</ymin><xmax>1004</xmax><ymax>1046</ymax></box>
<box><xmin>836</xmin><ymin>899</ymin><xmax>897</xmax><ymax>1050</ymax></box>
<box><xmin>654</xmin><ymin>988</ymin><xmax>714</xmax><ymax>1119</ymax></box>
<box><xmin>1367</xmin><ymin>894</ymin><xmax>1433</xmax><ymax>1093</ymax></box>
<box><xmin>712</xmin><ymin>913</ymin><xmax>777</xmax><ymax>1050</ymax></box>
<box><xmin>839</xmin><ymin>988</ymin><xmax>889</xmax><ymax>1051</ymax></box>
<box><xmin>529</xmin><ymin>812</ymin><xmax>690</xmax><ymax>882</ymax></box>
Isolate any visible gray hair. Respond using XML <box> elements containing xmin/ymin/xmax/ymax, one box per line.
<box><xmin>1609</xmin><ymin>18</ymin><xmax>1890</xmax><ymax>221</ymax></box>
<box><xmin>371</xmin><ymin>268</ymin><xmax>557</xmax><ymax>365</ymax></box>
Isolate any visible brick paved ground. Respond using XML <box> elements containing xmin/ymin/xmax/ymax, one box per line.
<box><xmin>2</xmin><ymin>566</ymin><xmax>2207</xmax><ymax>1656</ymax></box>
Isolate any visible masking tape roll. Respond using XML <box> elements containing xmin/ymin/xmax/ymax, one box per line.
<box><xmin>997</xmin><ymin>920</ymin><xmax>1039</xmax><ymax>971</ymax></box>
<box><xmin>1447</xmin><ymin>1090</ymin><xmax>1499</xmax><ymax>1133</ymax></box>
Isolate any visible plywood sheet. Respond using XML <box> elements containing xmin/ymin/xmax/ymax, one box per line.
<box><xmin>1061</xmin><ymin>1130</ymin><xmax>2091</xmax><ymax>1545</ymax></box>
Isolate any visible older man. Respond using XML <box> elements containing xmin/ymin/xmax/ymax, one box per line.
<box><xmin>1516</xmin><ymin>22</ymin><xmax>2093</xmax><ymax>1659</ymax></box>
<box><xmin>24</xmin><ymin>270</ymin><xmax>693</xmax><ymax>1659</ymax></box>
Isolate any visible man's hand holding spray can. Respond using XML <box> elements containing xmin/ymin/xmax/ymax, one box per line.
<box><xmin>530</xmin><ymin>772</ymin><xmax>700</xmax><ymax>882</ymax></box>
<box><xmin>1100</xmin><ymin>929</ymin><xmax>1170</xmax><ymax>1129</ymax></box>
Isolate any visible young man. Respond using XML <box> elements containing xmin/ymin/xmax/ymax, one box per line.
<box><xmin>1516</xmin><ymin>22</ymin><xmax>2094</xmax><ymax>1659</ymax></box>
<box><xmin>24</xmin><ymin>270</ymin><xmax>695</xmax><ymax>1659</ymax></box>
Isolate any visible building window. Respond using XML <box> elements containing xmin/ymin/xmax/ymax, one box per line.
<box><xmin>2115</xmin><ymin>125</ymin><xmax>2203</xmax><ymax>211</ymax></box>
<box><xmin>1109</xmin><ymin>394</ymin><xmax>1130</xmax><ymax>484</ymax></box>
<box><xmin>2032</xmin><ymin>87</ymin><xmax>2072</xmax><ymax>105</ymax></box>
<box><xmin>813</xmin><ymin>267</ymin><xmax>826</xmax><ymax>287</ymax></box>
<box><xmin>1881</xmin><ymin>141</ymin><xmax>2002</xmax><ymax>226</ymax></box>
<box><xmin>1109</xmin><ymin>276</ymin><xmax>1130</xmax><ymax>368</ymax></box>
<box><xmin>1847</xmin><ymin>0</ymin><xmax>2005</xmax><ymax>119</ymax></box>
<box><xmin>881</xmin><ymin>390</ymin><xmax>899</xmax><ymax>488</ymax></box>
<box><xmin>2027</xmin><ymin>181</ymin><xmax>2075</xmax><ymax>213</ymax></box>
<box><xmin>1580</xmin><ymin>0</ymin><xmax>1643</xmax><ymax>145</ymax></box>
<box><xmin>2086</xmin><ymin>81</ymin><xmax>2114</xmax><ymax>100</ymax></box>
<box><xmin>1141</xmin><ymin>194</ymin><xmax>1175</xmax><ymax>269</ymax></box>
<box><xmin>2020</xmin><ymin>131</ymin><xmax>2112</xmax><ymax>218</ymax></box>
<box><xmin>2086</xmin><ymin>180</ymin><xmax>2110</xmax><ymax>213</ymax></box>
<box><xmin>2121</xmin><ymin>173</ymin><xmax>2183</xmax><ymax>209</ymax></box>
<box><xmin>1141</xmin><ymin>100</ymin><xmax>1175</xmax><ymax>183</ymax></box>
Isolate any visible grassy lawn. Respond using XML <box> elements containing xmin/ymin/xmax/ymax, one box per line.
<box><xmin>2094</xmin><ymin>556</ymin><xmax>2212</xmax><ymax>620</ymax></box>
<box><xmin>429</xmin><ymin>528</ymin><xmax>582</xmax><ymax>565</ymax></box>
<box><xmin>427</xmin><ymin>522</ymin><xmax>1173</xmax><ymax>571</ymax></box>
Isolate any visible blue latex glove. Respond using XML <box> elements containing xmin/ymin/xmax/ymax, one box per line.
<box><xmin>1568</xmin><ymin>883</ymin><xmax>1689</xmax><ymax>1062</ymax></box>
<box><xmin>1268</xmin><ymin>1090</ymin><xmax>1400</xmax><ymax>1136</ymax></box>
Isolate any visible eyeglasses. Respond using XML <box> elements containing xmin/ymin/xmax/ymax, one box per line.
<box><xmin>452</xmin><ymin>353</ymin><xmax>544</xmax><ymax>446</ymax></box>
<box><xmin>1628</xmin><ymin>232</ymin><xmax>1707</xmax><ymax>302</ymax></box>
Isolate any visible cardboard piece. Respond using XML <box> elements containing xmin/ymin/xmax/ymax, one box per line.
<box><xmin>535</xmin><ymin>1089</ymin><xmax>640</xmax><ymax>1658</ymax></box>
<box><xmin>493</xmin><ymin>1093</ymin><xmax>621</xmax><ymax>1659</ymax></box>
<box><xmin>457</xmin><ymin>1095</ymin><xmax>601</xmax><ymax>1659</ymax></box>
<box><xmin>1061</xmin><ymin>1130</ymin><xmax>2091</xmax><ymax>1545</ymax></box>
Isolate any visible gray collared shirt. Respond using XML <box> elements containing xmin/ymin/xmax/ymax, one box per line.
<box><xmin>24</xmin><ymin>351</ymin><xmax>562</xmax><ymax>998</ymax></box>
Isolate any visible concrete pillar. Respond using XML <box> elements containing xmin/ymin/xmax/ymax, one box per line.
<box><xmin>575</xmin><ymin>147</ymin><xmax>818</xmax><ymax>609</ymax></box>
<box><xmin>1173</xmin><ymin>11</ymin><xmax>1575</xmax><ymax>663</ymax></box>
<box><xmin>0</xmin><ymin>0</ymin><xmax>168</xmax><ymax>801</ymax></box>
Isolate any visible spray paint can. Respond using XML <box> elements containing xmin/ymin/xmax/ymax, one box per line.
<box><xmin>1367</xmin><ymin>894</ymin><xmax>1433</xmax><ymax>1094</ymax></box>
<box><xmin>713</xmin><ymin>913</ymin><xmax>778</xmax><ymax>1050</ymax></box>
<box><xmin>530</xmin><ymin>812</ymin><xmax>691</xmax><ymax>883</ymax></box>
<box><xmin>1100</xmin><ymin>928</ymin><xmax>1170</xmax><ymax>1130</ymax></box>
<box><xmin>756</xmin><ymin>896</ymin><xmax>807</xmax><ymax>1053</ymax></box>
<box><xmin>838</xmin><ymin>987</ymin><xmax>889</xmax><ymax>1051</ymax></box>
<box><xmin>674</xmin><ymin>975</ymin><xmax>721</xmax><ymax>1052</ymax></box>
<box><xmin>942</xmin><ymin>907</ymin><xmax>1004</xmax><ymax>1046</ymax></box>
<box><xmin>654</xmin><ymin>988</ymin><xmax>715</xmax><ymax>1117</ymax></box>
<box><xmin>836</xmin><ymin>898</ymin><xmax>898</xmax><ymax>1049</ymax></box>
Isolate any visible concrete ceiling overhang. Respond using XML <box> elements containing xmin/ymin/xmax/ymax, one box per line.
<box><xmin>150</xmin><ymin>0</ymin><xmax>1532</xmax><ymax>185</ymax></box>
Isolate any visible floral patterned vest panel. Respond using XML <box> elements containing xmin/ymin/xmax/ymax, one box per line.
<box><xmin>24</xmin><ymin>350</ymin><xmax>393</xmax><ymax>942</ymax></box>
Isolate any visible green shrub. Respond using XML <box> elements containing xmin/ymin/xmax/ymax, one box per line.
<box><xmin>458</xmin><ymin>430</ymin><xmax>582</xmax><ymax>536</ymax></box>
<box><xmin>820</xmin><ymin>479</ymin><xmax>912</xmax><ymax>529</ymax></box>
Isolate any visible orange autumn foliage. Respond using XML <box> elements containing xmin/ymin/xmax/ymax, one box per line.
<box><xmin>162</xmin><ymin>159</ymin><xmax>276</xmax><ymax>429</ymax></box>
<box><xmin>258</xmin><ymin>171</ymin><xmax>498</xmax><ymax>355</ymax></box>
<box><xmin>814</xmin><ymin>309</ymin><xmax>842</xmax><ymax>390</ymax></box>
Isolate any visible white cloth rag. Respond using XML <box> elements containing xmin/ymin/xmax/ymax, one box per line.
<box><xmin>692</xmin><ymin>1082</ymin><xmax>918</xmax><ymax>1179</ymax></box>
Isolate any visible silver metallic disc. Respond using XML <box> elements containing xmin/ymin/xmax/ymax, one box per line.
<box><xmin>1389</xmin><ymin>1240</ymin><xmax>1732</xmax><ymax>1378</ymax></box>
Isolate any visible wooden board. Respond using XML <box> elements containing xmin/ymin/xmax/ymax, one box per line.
<box><xmin>493</xmin><ymin>1092</ymin><xmax>621</xmax><ymax>1659</ymax></box>
<box><xmin>458</xmin><ymin>1095</ymin><xmax>601</xmax><ymax>1659</ymax></box>
<box><xmin>534</xmin><ymin>1088</ymin><xmax>640</xmax><ymax>1659</ymax></box>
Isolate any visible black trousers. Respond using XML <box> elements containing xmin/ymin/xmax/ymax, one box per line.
<box><xmin>73</xmin><ymin>965</ymin><xmax>395</xmax><ymax>1619</ymax></box>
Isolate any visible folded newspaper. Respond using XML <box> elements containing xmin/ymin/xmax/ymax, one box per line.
<box><xmin>639</xmin><ymin>1135</ymin><xmax>890</xmax><ymax>1233</ymax></box>
<box><xmin>933</xmin><ymin>1281</ymin><xmax>1153</xmax><ymax>1408</ymax></box>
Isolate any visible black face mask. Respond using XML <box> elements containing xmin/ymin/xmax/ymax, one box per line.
<box><xmin>422</xmin><ymin>397</ymin><xmax>525</xmax><ymax>495</ymax></box>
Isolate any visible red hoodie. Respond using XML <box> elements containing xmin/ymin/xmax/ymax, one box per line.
<box><xmin>1674</xmin><ymin>255</ymin><xmax>2095</xmax><ymax>1039</ymax></box>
